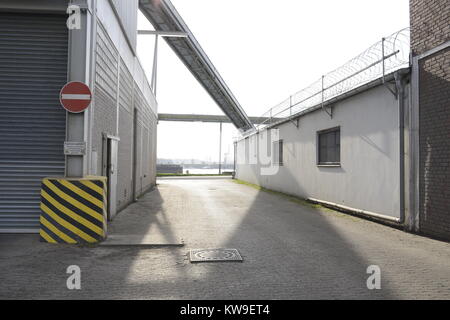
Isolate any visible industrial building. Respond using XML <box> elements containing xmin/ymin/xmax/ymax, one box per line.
<box><xmin>235</xmin><ymin>29</ymin><xmax>415</xmax><ymax>228</ymax></box>
<box><xmin>0</xmin><ymin>0</ymin><xmax>158</xmax><ymax>233</ymax></box>
<box><xmin>0</xmin><ymin>0</ymin><xmax>449</xmax><ymax>302</ymax></box>
<box><xmin>0</xmin><ymin>0</ymin><xmax>253</xmax><ymax>235</ymax></box>
<box><xmin>235</xmin><ymin>1</ymin><xmax>450</xmax><ymax>241</ymax></box>
<box><xmin>0</xmin><ymin>0</ymin><xmax>448</xmax><ymax>242</ymax></box>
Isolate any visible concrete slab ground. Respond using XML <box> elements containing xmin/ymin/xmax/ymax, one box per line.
<box><xmin>99</xmin><ymin>234</ymin><xmax>184</xmax><ymax>247</ymax></box>
<box><xmin>0</xmin><ymin>178</ymin><xmax>449</xmax><ymax>299</ymax></box>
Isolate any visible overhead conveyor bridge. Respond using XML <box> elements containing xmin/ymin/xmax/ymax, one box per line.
<box><xmin>139</xmin><ymin>0</ymin><xmax>254</xmax><ymax>132</ymax></box>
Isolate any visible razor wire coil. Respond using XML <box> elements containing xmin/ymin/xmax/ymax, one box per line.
<box><xmin>251</xmin><ymin>27</ymin><xmax>410</xmax><ymax>133</ymax></box>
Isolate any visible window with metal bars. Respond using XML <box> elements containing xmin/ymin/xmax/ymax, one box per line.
<box><xmin>317</xmin><ymin>127</ymin><xmax>340</xmax><ymax>165</ymax></box>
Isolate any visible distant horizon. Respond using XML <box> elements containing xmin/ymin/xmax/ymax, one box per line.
<box><xmin>157</xmin><ymin>157</ymin><xmax>234</xmax><ymax>165</ymax></box>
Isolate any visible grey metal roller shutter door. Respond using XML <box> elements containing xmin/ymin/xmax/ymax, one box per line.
<box><xmin>0</xmin><ymin>12</ymin><xmax>68</xmax><ymax>233</ymax></box>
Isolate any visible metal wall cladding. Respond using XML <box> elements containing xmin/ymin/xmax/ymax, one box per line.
<box><xmin>0</xmin><ymin>12</ymin><xmax>68</xmax><ymax>232</ymax></box>
<box><xmin>133</xmin><ymin>86</ymin><xmax>158</xmax><ymax>196</ymax></box>
<box><xmin>148</xmin><ymin>113</ymin><xmax>157</xmax><ymax>186</ymax></box>
<box><xmin>119</xmin><ymin>59</ymin><xmax>133</xmax><ymax>113</ymax></box>
<box><xmin>117</xmin><ymin>59</ymin><xmax>133</xmax><ymax>210</ymax></box>
<box><xmin>142</xmin><ymin>126</ymin><xmax>151</xmax><ymax>187</ymax></box>
<box><xmin>93</xmin><ymin>19</ymin><xmax>157</xmax><ymax>212</ymax></box>
<box><xmin>93</xmin><ymin>23</ymin><xmax>119</xmax><ymax>175</ymax></box>
<box><xmin>111</xmin><ymin>0</ymin><xmax>138</xmax><ymax>50</ymax></box>
<box><xmin>134</xmin><ymin>118</ymin><xmax>143</xmax><ymax>196</ymax></box>
<box><xmin>95</xmin><ymin>24</ymin><xmax>118</xmax><ymax>100</ymax></box>
<box><xmin>117</xmin><ymin>107</ymin><xmax>133</xmax><ymax>210</ymax></box>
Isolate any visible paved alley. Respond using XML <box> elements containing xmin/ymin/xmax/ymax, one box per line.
<box><xmin>1</xmin><ymin>177</ymin><xmax>449</xmax><ymax>299</ymax></box>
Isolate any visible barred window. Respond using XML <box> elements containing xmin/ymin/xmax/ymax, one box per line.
<box><xmin>318</xmin><ymin>128</ymin><xmax>340</xmax><ymax>165</ymax></box>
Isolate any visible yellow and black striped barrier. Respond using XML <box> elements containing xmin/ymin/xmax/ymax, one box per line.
<box><xmin>39</xmin><ymin>176</ymin><xmax>107</xmax><ymax>244</ymax></box>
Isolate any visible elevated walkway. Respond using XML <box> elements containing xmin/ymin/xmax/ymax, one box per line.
<box><xmin>139</xmin><ymin>0</ymin><xmax>254</xmax><ymax>132</ymax></box>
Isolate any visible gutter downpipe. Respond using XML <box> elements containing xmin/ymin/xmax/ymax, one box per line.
<box><xmin>88</xmin><ymin>0</ymin><xmax>97</xmax><ymax>175</ymax></box>
<box><xmin>233</xmin><ymin>141</ymin><xmax>237</xmax><ymax>179</ymax></box>
<box><xmin>395</xmin><ymin>69</ymin><xmax>409</xmax><ymax>225</ymax></box>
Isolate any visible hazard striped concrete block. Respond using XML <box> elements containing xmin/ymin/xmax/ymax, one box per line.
<box><xmin>39</xmin><ymin>177</ymin><xmax>107</xmax><ymax>244</ymax></box>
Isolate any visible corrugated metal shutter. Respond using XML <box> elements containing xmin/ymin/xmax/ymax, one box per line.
<box><xmin>0</xmin><ymin>12</ymin><xmax>68</xmax><ymax>233</ymax></box>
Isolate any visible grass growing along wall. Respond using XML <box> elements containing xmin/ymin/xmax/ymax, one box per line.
<box><xmin>157</xmin><ymin>173</ymin><xmax>233</xmax><ymax>177</ymax></box>
<box><xmin>231</xmin><ymin>179</ymin><xmax>322</xmax><ymax>210</ymax></box>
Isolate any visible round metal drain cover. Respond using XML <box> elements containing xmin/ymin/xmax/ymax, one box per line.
<box><xmin>189</xmin><ymin>248</ymin><xmax>243</xmax><ymax>262</ymax></box>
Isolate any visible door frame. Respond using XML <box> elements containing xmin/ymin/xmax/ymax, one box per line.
<box><xmin>102</xmin><ymin>133</ymin><xmax>120</xmax><ymax>221</ymax></box>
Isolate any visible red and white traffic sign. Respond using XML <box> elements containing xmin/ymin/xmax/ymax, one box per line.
<box><xmin>59</xmin><ymin>81</ymin><xmax>92</xmax><ymax>113</ymax></box>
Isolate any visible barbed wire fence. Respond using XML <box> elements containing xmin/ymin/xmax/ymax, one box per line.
<box><xmin>246</xmin><ymin>27</ymin><xmax>410</xmax><ymax>134</ymax></box>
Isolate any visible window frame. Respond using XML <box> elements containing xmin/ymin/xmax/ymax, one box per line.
<box><xmin>272</xmin><ymin>139</ymin><xmax>284</xmax><ymax>166</ymax></box>
<box><xmin>317</xmin><ymin>127</ymin><xmax>341</xmax><ymax>166</ymax></box>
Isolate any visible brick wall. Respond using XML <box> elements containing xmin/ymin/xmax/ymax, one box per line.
<box><xmin>410</xmin><ymin>0</ymin><xmax>450</xmax><ymax>55</ymax></box>
<box><xmin>411</xmin><ymin>0</ymin><xmax>450</xmax><ymax>240</ymax></box>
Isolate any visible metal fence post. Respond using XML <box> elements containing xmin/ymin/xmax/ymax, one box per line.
<box><xmin>289</xmin><ymin>95</ymin><xmax>292</xmax><ymax>117</ymax></box>
<box><xmin>151</xmin><ymin>34</ymin><xmax>159</xmax><ymax>95</ymax></box>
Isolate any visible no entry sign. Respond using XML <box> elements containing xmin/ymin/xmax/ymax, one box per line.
<box><xmin>59</xmin><ymin>81</ymin><xmax>92</xmax><ymax>113</ymax></box>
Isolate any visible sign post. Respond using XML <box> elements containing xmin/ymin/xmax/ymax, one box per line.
<box><xmin>60</xmin><ymin>81</ymin><xmax>92</xmax><ymax>177</ymax></box>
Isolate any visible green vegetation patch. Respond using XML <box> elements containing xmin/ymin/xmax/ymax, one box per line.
<box><xmin>232</xmin><ymin>179</ymin><xmax>367</xmax><ymax>222</ymax></box>
<box><xmin>157</xmin><ymin>173</ymin><xmax>233</xmax><ymax>177</ymax></box>
<box><xmin>232</xmin><ymin>179</ymin><xmax>322</xmax><ymax>210</ymax></box>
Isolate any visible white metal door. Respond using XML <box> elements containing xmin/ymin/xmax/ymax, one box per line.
<box><xmin>107</xmin><ymin>138</ymin><xmax>118</xmax><ymax>221</ymax></box>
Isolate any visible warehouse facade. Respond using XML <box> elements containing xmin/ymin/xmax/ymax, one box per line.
<box><xmin>0</xmin><ymin>0</ymin><xmax>157</xmax><ymax>233</ymax></box>
<box><xmin>235</xmin><ymin>28</ymin><xmax>414</xmax><ymax>228</ymax></box>
<box><xmin>235</xmin><ymin>70</ymin><xmax>411</xmax><ymax>225</ymax></box>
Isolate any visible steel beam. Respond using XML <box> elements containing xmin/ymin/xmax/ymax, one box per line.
<box><xmin>138</xmin><ymin>30</ymin><xmax>188</xmax><ymax>37</ymax></box>
<box><xmin>158</xmin><ymin>113</ymin><xmax>281</xmax><ymax>124</ymax></box>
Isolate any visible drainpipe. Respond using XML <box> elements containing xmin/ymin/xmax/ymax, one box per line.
<box><xmin>88</xmin><ymin>0</ymin><xmax>97</xmax><ymax>175</ymax></box>
<box><xmin>233</xmin><ymin>141</ymin><xmax>237</xmax><ymax>179</ymax></box>
<box><xmin>218</xmin><ymin>122</ymin><xmax>222</xmax><ymax>175</ymax></box>
<box><xmin>395</xmin><ymin>69</ymin><xmax>408</xmax><ymax>225</ymax></box>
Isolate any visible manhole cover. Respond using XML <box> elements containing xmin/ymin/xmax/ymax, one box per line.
<box><xmin>189</xmin><ymin>248</ymin><xmax>243</xmax><ymax>263</ymax></box>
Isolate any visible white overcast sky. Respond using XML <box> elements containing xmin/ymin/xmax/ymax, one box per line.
<box><xmin>137</xmin><ymin>0</ymin><xmax>410</xmax><ymax>162</ymax></box>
